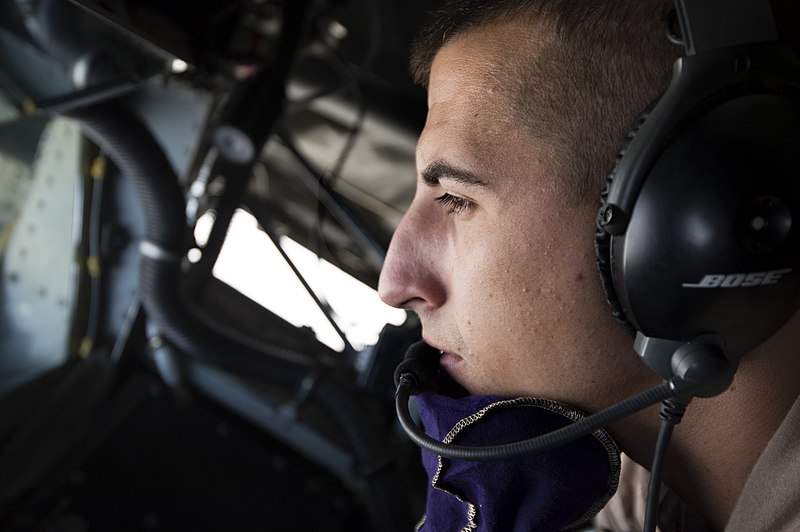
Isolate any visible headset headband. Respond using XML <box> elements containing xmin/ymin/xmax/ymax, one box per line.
<box><xmin>676</xmin><ymin>0</ymin><xmax>777</xmax><ymax>55</ymax></box>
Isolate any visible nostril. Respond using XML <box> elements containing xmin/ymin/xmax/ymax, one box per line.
<box><xmin>378</xmin><ymin>274</ymin><xmax>414</xmax><ymax>310</ymax></box>
<box><xmin>379</xmin><ymin>257</ymin><xmax>445</xmax><ymax>311</ymax></box>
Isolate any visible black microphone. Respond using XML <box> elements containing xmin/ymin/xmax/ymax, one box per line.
<box><xmin>393</xmin><ymin>341</ymin><xmax>442</xmax><ymax>393</ymax></box>
<box><xmin>395</xmin><ymin>342</ymin><xmax>679</xmax><ymax>462</ymax></box>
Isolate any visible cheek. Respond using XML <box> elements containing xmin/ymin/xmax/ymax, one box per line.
<box><xmin>448</xmin><ymin>226</ymin><xmax>549</xmax><ymax>339</ymax></box>
<box><xmin>450</xmin><ymin>215</ymin><xmax>599</xmax><ymax>346</ymax></box>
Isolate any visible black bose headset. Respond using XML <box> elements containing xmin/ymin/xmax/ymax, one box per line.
<box><xmin>596</xmin><ymin>0</ymin><xmax>800</xmax><ymax>396</ymax></box>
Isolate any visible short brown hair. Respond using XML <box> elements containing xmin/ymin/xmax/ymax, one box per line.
<box><xmin>410</xmin><ymin>0</ymin><xmax>800</xmax><ymax>204</ymax></box>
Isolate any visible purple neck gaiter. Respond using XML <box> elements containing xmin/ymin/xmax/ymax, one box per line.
<box><xmin>414</xmin><ymin>390</ymin><xmax>621</xmax><ymax>532</ymax></box>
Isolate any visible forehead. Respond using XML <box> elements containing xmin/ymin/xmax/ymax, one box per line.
<box><xmin>426</xmin><ymin>22</ymin><xmax>532</xmax><ymax>130</ymax></box>
<box><xmin>417</xmin><ymin>21</ymin><xmax>557</xmax><ymax>186</ymax></box>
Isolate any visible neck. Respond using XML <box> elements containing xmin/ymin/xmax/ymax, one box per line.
<box><xmin>613</xmin><ymin>317</ymin><xmax>800</xmax><ymax>530</ymax></box>
<box><xmin>661</xmin><ymin>386</ymin><xmax>784</xmax><ymax>529</ymax></box>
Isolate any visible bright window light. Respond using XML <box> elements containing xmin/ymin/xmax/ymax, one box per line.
<box><xmin>211</xmin><ymin>209</ymin><xmax>406</xmax><ymax>351</ymax></box>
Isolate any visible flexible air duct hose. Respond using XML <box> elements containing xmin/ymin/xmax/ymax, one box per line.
<box><xmin>67</xmin><ymin>102</ymin><xmax>413</xmax><ymax>532</ymax></box>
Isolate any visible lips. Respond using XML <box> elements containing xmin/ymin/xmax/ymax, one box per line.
<box><xmin>439</xmin><ymin>351</ymin><xmax>464</xmax><ymax>370</ymax></box>
<box><xmin>423</xmin><ymin>338</ymin><xmax>464</xmax><ymax>370</ymax></box>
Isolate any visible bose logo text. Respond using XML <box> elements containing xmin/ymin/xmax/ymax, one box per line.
<box><xmin>682</xmin><ymin>268</ymin><xmax>792</xmax><ymax>288</ymax></box>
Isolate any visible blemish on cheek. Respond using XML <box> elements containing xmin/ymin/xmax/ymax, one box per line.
<box><xmin>574</xmin><ymin>272</ymin><xmax>585</xmax><ymax>282</ymax></box>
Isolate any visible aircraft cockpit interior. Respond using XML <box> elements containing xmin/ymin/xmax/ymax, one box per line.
<box><xmin>0</xmin><ymin>1</ymin><xmax>434</xmax><ymax>529</ymax></box>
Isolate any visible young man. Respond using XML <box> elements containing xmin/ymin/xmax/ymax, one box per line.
<box><xmin>378</xmin><ymin>0</ymin><xmax>800</xmax><ymax>530</ymax></box>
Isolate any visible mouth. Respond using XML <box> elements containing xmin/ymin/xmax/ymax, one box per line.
<box><xmin>422</xmin><ymin>337</ymin><xmax>464</xmax><ymax>371</ymax></box>
<box><xmin>421</xmin><ymin>337</ymin><xmax>471</xmax><ymax>396</ymax></box>
<box><xmin>439</xmin><ymin>351</ymin><xmax>464</xmax><ymax>370</ymax></box>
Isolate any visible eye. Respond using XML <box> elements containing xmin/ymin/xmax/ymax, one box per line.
<box><xmin>435</xmin><ymin>193</ymin><xmax>475</xmax><ymax>215</ymax></box>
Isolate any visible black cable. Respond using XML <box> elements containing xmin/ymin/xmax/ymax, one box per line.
<box><xmin>284</xmin><ymin>5</ymin><xmax>376</xmax><ymax>268</ymax></box>
<box><xmin>64</xmin><ymin>151</ymin><xmax>105</xmax><ymax>361</ymax></box>
<box><xmin>246</xmin><ymin>201</ymin><xmax>357</xmax><ymax>355</ymax></box>
<box><xmin>644</xmin><ymin>419</ymin><xmax>673</xmax><ymax>532</ymax></box>
<box><xmin>395</xmin><ymin>377</ymin><xmax>676</xmax><ymax>461</ymax></box>
<box><xmin>276</xmin><ymin>130</ymin><xmax>386</xmax><ymax>270</ymax></box>
<box><xmin>644</xmin><ymin>398</ymin><xmax>689</xmax><ymax>532</ymax></box>
<box><xmin>289</xmin><ymin>39</ymin><xmax>371</xmax><ymax>270</ymax></box>
<box><xmin>319</xmin><ymin>70</ymin><xmax>366</xmax><ymax>189</ymax></box>
<box><xmin>83</xmin><ymin>155</ymin><xmax>106</xmax><ymax>351</ymax></box>
<box><xmin>308</xmin><ymin>84</ymin><xmax>368</xmax><ymax>292</ymax></box>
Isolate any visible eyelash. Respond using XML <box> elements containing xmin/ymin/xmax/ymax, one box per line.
<box><xmin>435</xmin><ymin>193</ymin><xmax>475</xmax><ymax>215</ymax></box>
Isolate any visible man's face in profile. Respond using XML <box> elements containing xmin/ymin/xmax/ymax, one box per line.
<box><xmin>378</xmin><ymin>21</ymin><xmax>656</xmax><ymax>410</ymax></box>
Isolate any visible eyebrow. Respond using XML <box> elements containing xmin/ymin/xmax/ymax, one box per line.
<box><xmin>421</xmin><ymin>160</ymin><xmax>487</xmax><ymax>188</ymax></box>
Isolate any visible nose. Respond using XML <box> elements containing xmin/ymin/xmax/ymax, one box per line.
<box><xmin>378</xmin><ymin>202</ymin><xmax>446</xmax><ymax>312</ymax></box>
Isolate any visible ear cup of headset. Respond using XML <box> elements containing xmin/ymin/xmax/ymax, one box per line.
<box><xmin>599</xmin><ymin>92</ymin><xmax>800</xmax><ymax>357</ymax></box>
<box><xmin>596</xmin><ymin>107</ymin><xmax>655</xmax><ymax>339</ymax></box>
